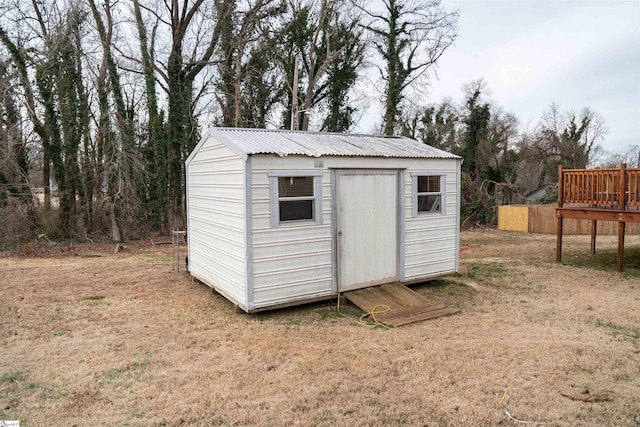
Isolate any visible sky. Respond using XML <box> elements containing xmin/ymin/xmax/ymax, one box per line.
<box><xmin>354</xmin><ymin>0</ymin><xmax>640</xmax><ymax>154</ymax></box>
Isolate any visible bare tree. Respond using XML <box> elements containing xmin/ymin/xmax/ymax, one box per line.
<box><xmin>0</xmin><ymin>58</ymin><xmax>37</xmax><ymax>244</ymax></box>
<box><xmin>595</xmin><ymin>145</ymin><xmax>640</xmax><ymax>168</ymax></box>
<box><xmin>0</xmin><ymin>59</ymin><xmax>30</xmax><ymax>204</ymax></box>
<box><xmin>1</xmin><ymin>1</ymin><xmax>91</xmax><ymax>237</ymax></box>
<box><xmin>399</xmin><ymin>98</ymin><xmax>459</xmax><ymax>150</ymax></box>
<box><xmin>132</xmin><ymin>0</ymin><xmax>167</xmax><ymax>230</ymax></box>
<box><xmin>216</xmin><ymin>0</ymin><xmax>284</xmax><ymax>127</ymax></box>
<box><xmin>89</xmin><ymin>0</ymin><xmax>145</xmax><ymax>241</ymax></box>
<box><xmin>513</xmin><ymin>103</ymin><xmax>608</xmax><ymax>196</ymax></box>
<box><xmin>127</xmin><ymin>0</ymin><xmax>233</xmax><ymax>229</ymax></box>
<box><xmin>274</xmin><ymin>0</ymin><xmax>365</xmax><ymax>131</ymax></box>
<box><xmin>532</xmin><ymin>103</ymin><xmax>608</xmax><ymax>182</ymax></box>
<box><xmin>356</xmin><ymin>0</ymin><xmax>458</xmax><ymax>135</ymax></box>
<box><xmin>240</xmin><ymin>34</ymin><xmax>287</xmax><ymax>128</ymax></box>
<box><xmin>0</xmin><ymin>21</ymin><xmax>51</xmax><ymax>210</ymax></box>
<box><xmin>574</xmin><ymin>107</ymin><xmax>607</xmax><ymax>167</ymax></box>
<box><xmin>298</xmin><ymin>0</ymin><xmax>362</xmax><ymax>131</ymax></box>
<box><xmin>166</xmin><ymin>0</ymin><xmax>232</xmax><ymax>228</ymax></box>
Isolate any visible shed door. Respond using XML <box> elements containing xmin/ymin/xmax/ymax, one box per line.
<box><xmin>337</xmin><ymin>170</ymin><xmax>398</xmax><ymax>291</ymax></box>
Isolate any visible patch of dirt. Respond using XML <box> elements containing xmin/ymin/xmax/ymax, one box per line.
<box><xmin>1</xmin><ymin>231</ymin><xmax>639</xmax><ymax>426</ymax></box>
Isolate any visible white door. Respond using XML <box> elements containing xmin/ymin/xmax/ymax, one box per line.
<box><xmin>337</xmin><ymin>170</ymin><xmax>398</xmax><ymax>291</ymax></box>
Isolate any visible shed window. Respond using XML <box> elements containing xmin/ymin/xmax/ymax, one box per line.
<box><xmin>269</xmin><ymin>171</ymin><xmax>322</xmax><ymax>227</ymax></box>
<box><xmin>278</xmin><ymin>177</ymin><xmax>314</xmax><ymax>221</ymax></box>
<box><xmin>412</xmin><ymin>174</ymin><xmax>445</xmax><ymax>216</ymax></box>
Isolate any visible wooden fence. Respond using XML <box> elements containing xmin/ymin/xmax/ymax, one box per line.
<box><xmin>498</xmin><ymin>204</ymin><xmax>640</xmax><ymax>235</ymax></box>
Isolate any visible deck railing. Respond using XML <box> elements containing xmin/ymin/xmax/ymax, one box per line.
<box><xmin>626</xmin><ymin>168</ymin><xmax>640</xmax><ymax>207</ymax></box>
<box><xmin>559</xmin><ymin>164</ymin><xmax>640</xmax><ymax>210</ymax></box>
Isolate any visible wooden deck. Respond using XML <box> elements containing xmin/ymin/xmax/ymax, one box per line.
<box><xmin>343</xmin><ymin>282</ymin><xmax>460</xmax><ymax>327</ymax></box>
<box><xmin>556</xmin><ymin>164</ymin><xmax>640</xmax><ymax>271</ymax></box>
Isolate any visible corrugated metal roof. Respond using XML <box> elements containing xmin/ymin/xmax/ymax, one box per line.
<box><xmin>206</xmin><ymin>127</ymin><xmax>459</xmax><ymax>159</ymax></box>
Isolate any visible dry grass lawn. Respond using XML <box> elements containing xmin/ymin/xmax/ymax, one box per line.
<box><xmin>1</xmin><ymin>230</ymin><xmax>639</xmax><ymax>426</ymax></box>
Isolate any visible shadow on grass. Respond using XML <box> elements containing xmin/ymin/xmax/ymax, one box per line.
<box><xmin>252</xmin><ymin>299</ymin><xmax>364</xmax><ymax>325</ymax></box>
<box><xmin>413</xmin><ymin>278</ymin><xmax>469</xmax><ymax>296</ymax></box>
<box><xmin>563</xmin><ymin>246</ymin><xmax>640</xmax><ymax>277</ymax></box>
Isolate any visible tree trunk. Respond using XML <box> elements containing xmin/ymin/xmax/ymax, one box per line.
<box><xmin>167</xmin><ymin>50</ymin><xmax>189</xmax><ymax>229</ymax></box>
<box><xmin>133</xmin><ymin>0</ymin><xmax>166</xmax><ymax>231</ymax></box>
<box><xmin>43</xmin><ymin>159</ymin><xmax>50</xmax><ymax>211</ymax></box>
<box><xmin>234</xmin><ymin>50</ymin><xmax>243</xmax><ymax>127</ymax></box>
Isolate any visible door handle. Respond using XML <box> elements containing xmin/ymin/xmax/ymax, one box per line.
<box><xmin>338</xmin><ymin>231</ymin><xmax>342</xmax><ymax>236</ymax></box>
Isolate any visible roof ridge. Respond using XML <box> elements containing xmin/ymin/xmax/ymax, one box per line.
<box><xmin>211</xmin><ymin>126</ymin><xmax>406</xmax><ymax>139</ymax></box>
<box><xmin>200</xmin><ymin>127</ymin><xmax>460</xmax><ymax>160</ymax></box>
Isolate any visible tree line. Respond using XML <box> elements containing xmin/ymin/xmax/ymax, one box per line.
<box><xmin>0</xmin><ymin>0</ymin><xmax>458</xmax><ymax>244</ymax></box>
<box><xmin>399</xmin><ymin>80</ymin><xmax>609</xmax><ymax>226</ymax></box>
<box><xmin>0</xmin><ymin>0</ymin><xmax>624</xmax><ymax>246</ymax></box>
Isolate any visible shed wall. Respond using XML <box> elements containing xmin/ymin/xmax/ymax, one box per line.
<box><xmin>186</xmin><ymin>140</ymin><xmax>246</xmax><ymax>306</ymax></box>
<box><xmin>403</xmin><ymin>164</ymin><xmax>459</xmax><ymax>280</ymax></box>
<box><xmin>251</xmin><ymin>157</ymin><xmax>333</xmax><ymax>308</ymax></box>
<box><xmin>250</xmin><ymin>155</ymin><xmax>459</xmax><ymax>309</ymax></box>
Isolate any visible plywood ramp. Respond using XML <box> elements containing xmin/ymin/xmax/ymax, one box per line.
<box><xmin>343</xmin><ymin>282</ymin><xmax>460</xmax><ymax>327</ymax></box>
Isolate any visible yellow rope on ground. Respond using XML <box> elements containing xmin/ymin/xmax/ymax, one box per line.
<box><xmin>336</xmin><ymin>291</ymin><xmax>392</xmax><ymax>328</ymax></box>
<box><xmin>414</xmin><ymin>355</ymin><xmax>424</xmax><ymax>366</ymax></box>
<box><xmin>358</xmin><ymin>303</ymin><xmax>391</xmax><ymax>328</ymax></box>
<box><xmin>500</xmin><ymin>388</ymin><xmax>507</xmax><ymax>407</ymax></box>
<box><xmin>336</xmin><ymin>291</ymin><xmax>346</xmax><ymax>317</ymax></box>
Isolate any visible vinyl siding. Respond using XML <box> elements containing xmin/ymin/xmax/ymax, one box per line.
<box><xmin>186</xmin><ymin>131</ymin><xmax>460</xmax><ymax>311</ymax></box>
<box><xmin>186</xmin><ymin>140</ymin><xmax>246</xmax><ymax>306</ymax></box>
<box><xmin>404</xmin><ymin>164</ymin><xmax>459</xmax><ymax>280</ymax></box>
<box><xmin>249</xmin><ymin>155</ymin><xmax>459</xmax><ymax>308</ymax></box>
<box><xmin>251</xmin><ymin>156</ymin><xmax>333</xmax><ymax>308</ymax></box>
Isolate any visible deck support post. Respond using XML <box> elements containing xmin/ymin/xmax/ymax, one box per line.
<box><xmin>556</xmin><ymin>216</ymin><xmax>563</xmax><ymax>263</ymax></box>
<box><xmin>554</xmin><ymin>164</ymin><xmax>636</xmax><ymax>272</ymax></box>
<box><xmin>556</xmin><ymin>165</ymin><xmax>564</xmax><ymax>263</ymax></box>
<box><xmin>617</xmin><ymin>221</ymin><xmax>625</xmax><ymax>272</ymax></box>
<box><xmin>616</xmin><ymin>164</ymin><xmax>627</xmax><ymax>272</ymax></box>
<box><xmin>619</xmin><ymin>163</ymin><xmax>627</xmax><ymax>210</ymax></box>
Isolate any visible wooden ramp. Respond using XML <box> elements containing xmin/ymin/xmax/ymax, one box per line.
<box><xmin>343</xmin><ymin>282</ymin><xmax>460</xmax><ymax>327</ymax></box>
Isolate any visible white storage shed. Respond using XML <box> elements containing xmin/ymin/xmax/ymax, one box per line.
<box><xmin>185</xmin><ymin>128</ymin><xmax>461</xmax><ymax>312</ymax></box>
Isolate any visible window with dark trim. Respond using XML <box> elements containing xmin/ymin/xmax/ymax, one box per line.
<box><xmin>412</xmin><ymin>174</ymin><xmax>445</xmax><ymax>216</ymax></box>
<box><xmin>268</xmin><ymin>171</ymin><xmax>322</xmax><ymax>227</ymax></box>
<box><xmin>278</xmin><ymin>176</ymin><xmax>314</xmax><ymax>221</ymax></box>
